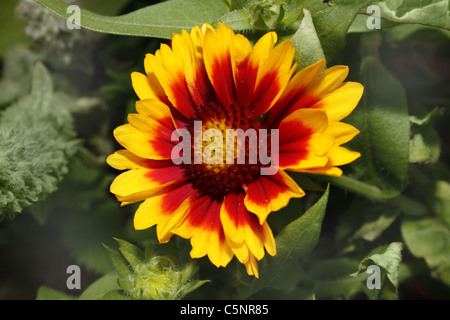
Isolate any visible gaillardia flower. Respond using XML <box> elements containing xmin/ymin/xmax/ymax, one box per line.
<box><xmin>107</xmin><ymin>23</ymin><xmax>363</xmax><ymax>277</ymax></box>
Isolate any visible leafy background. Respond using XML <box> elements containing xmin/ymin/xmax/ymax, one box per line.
<box><xmin>0</xmin><ymin>0</ymin><xmax>449</xmax><ymax>300</ymax></box>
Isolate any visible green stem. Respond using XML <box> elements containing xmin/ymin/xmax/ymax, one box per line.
<box><xmin>313</xmin><ymin>174</ymin><xmax>399</xmax><ymax>201</ymax></box>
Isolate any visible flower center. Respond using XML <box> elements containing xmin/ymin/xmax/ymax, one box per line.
<box><xmin>182</xmin><ymin>103</ymin><xmax>264</xmax><ymax>200</ymax></box>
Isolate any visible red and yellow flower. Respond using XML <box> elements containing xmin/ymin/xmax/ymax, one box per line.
<box><xmin>107</xmin><ymin>23</ymin><xmax>363</xmax><ymax>277</ymax></box>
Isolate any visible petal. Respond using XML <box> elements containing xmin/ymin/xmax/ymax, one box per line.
<box><xmin>113</xmin><ymin>119</ymin><xmax>174</xmax><ymax>161</ymax></box>
<box><xmin>291</xmin><ymin>59</ymin><xmax>327</xmax><ymax>89</ymax></box>
<box><xmin>230</xmin><ymin>34</ymin><xmax>256</xmax><ymax>108</ymax></box>
<box><xmin>114</xmin><ymin>99</ymin><xmax>183</xmax><ymax>160</ymax></box>
<box><xmin>110</xmin><ymin>164</ymin><xmax>185</xmax><ymax>204</ymax></box>
<box><xmin>251</xmin><ymin>31</ymin><xmax>277</xmax><ymax>67</ymax></box>
<box><xmin>303</xmin><ymin>166</ymin><xmax>343</xmax><ymax>177</ymax></box>
<box><xmin>306</xmin><ymin>65</ymin><xmax>350</xmax><ymax>97</ymax></box>
<box><xmin>244</xmin><ymin>254</ymin><xmax>260</xmax><ymax>278</ymax></box>
<box><xmin>131</xmin><ymin>72</ymin><xmax>155</xmax><ymax>100</ymax></box>
<box><xmin>134</xmin><ymin>99</ymin><xmax>177</xmax><ymax>129</ymax></box>
<box><xmin>277</xmin><ymin>108</ymin><xmax>333</xmax><ymax>170</ymax></box>
<box><xmin>133</xmin><ymin>183</ymin><xmax>196</xmax><ymax>230</ymax></box>
<box><xmin>295</xmin><ymin>146</ymin><xmax>361</xmax><ymax>177</ymax></box>
<box><xmin>221</xmin><ymin>192</ymin><xmax>276</xmax><ymax>262</ymax></box>
<box><xmin>316</xmin><ymin>82</ymin><xmax>364</xmax><ymax>122</ymax></box>
<box><xmin>268</xmin><ymin>59</ymin><xmax>326</xmax><ymax>125</ymax></box>
<box><xmin>261</xmin><ymin>221</ymin><xmax>277</xmax><ymax>257</ymax></box>
<box><xmin>157</xmin><ymin>195</ymin><xmax>194</xmax><ymax>243</ymax></box>
<box><xmin>326</xmin><ymin>146</ymin><xmax>361</xmax><ymax>167</ymax></box>
<box><xmin>325</xmin><ymin>121</ymin><xmax>360</xmax><ymax>145</ymax></box>
<box><xmin>127</xmin><ymin>99</ymin><xmax>183</xmax><ymax>160</ymax></box>
<box><xmin>173</xmin><ymin>196</ymin><xmax>234</xmax><ymax>267</ymax></box>
<box><xmin>127</xmin><ymin>112</ymin><xmax>171</xmax><ymax>138</ymax></box>
<box><xmin>172</xmin><ymin>195</ymin><xmax>214</xmax><ymax>239</ymax></box>
<box><xmin>268</xmin><ymin>63</ymin><xmax>356</xmax><ymax>127</ymax></box>
<box><xmin>251</xmin><ymin>39</ymin><xmax>296</xmax><ymax>117</ymax></box>
<box><xmin>144</xmin><ymin>51</ymin><xmax>196</xmax><ymax>118</ymax></box>
<box><xmin>180</xmin><ymin>30</ymin><xmax>217</xmax><ymax>107</ymax></box>
<box><xmin>220</xmin><ymin>192</ymin><xmax>246</xmax><ymax>246</ymax></box>
<box><xmin>106</xmin><ymin>149</ymin><xmax>151</xmax><ymax>170</ymax></box>
<box><xmin>244</xmin><ymin>170</ymin><xmax>305</xmax><ymax>224</ymax></box>
<box><xmin>203</xmin><ymin>23</ymin><xmax>236</xmax><ymax>107</ymax></box>
<box><xmin>279</xmin><ymin>108</ymin><xmax>328</xmax><ymax>140</ymax></box>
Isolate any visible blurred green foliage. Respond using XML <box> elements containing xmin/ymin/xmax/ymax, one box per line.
<box><xmin>0</xmin><ymin>0</ymin><xmax>449</xmax><ymax>300</ymax></box>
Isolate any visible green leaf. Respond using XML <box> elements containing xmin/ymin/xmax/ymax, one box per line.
<box><xmin>115</xmin><ymin>238</ymin><xmax>145</xmax><ymax>270</ymax></box>
<box><xmin>278</xmin><ymin>0</ymin><xmax>306</xmax><ymax>28</ymax></box>
<box><xmin>371</xmin><ymin>0</ymin><xmax>450</xmax><ymax>30</ymax></box>
<box><xmin>409</xmin><ymin>107</ymin><xmax>442</xmax><ymax>164</ymax></box>
<box><xmin>179</xmin><ymin>261</ymin><xmax>200</xmax><ymax>285</ymax></box>
<box><xmin>0</xmin><ymin>62</ymin><xmax>79</xmax><ymax>220</ymax></box>
<box><xmin>342</xmin><ymin>0</ymin><xmax>450</xmax><ymax>33</ymax></box>
<box><xmin>319</xmin><ymin>32</ymin><xmax>410</xmax><ymax>200</ymax></box>
<box><xmin>305</xmin><ymin>0</ymin><xmax>372</xmax><ymax>62</ymax></box>
<box><xmin>351</xmin><ymin>242</ymin><xmax>403</xmax><ymax>299</ymax></box>
<box><xmin>82</xmin><ymin>0</ymin><xmax>132</xmax><ymax>16</ymax></box>
<box><xmin>0</xmin><ymin>47</ymin><xmax>37</xmax><ymax>108</ymax></box>
<box><xmin>275</xmin><ymin>186</ymin><xmax>329</xmax><ymax>258</ymax></box>
<box><xmin>337</xmin><ymin>197</ymin><xmax>401</xmax><ymax>249</ymax></box>
<box><xmin>401</xmin><ymin>217</ymin><xmax>450</xmax><ymax>285</ymax></box>
<box><xmin>341</xmin><ymin>32</ymin><xmax>410</xmax><ymax>199</ymax></box>
<box><xmin>179</xmin><ymin>277</ymin><xmax>211</xmax><ymax>299</ymax></box>
<box><xmin>313</xmin><ymin>275</ymin><xmax>366</xmax><ymax>299</ymax></box>
<box><xmin>353</xmin><ymin>208</ymin><xmax>400</xmax><ymax>242</ymax></box>
<box><xmin>358</xmin><ymin>243</ymin><xmax>403</xmax><ymax>288</ymax></box>
<box><xmin>348</xmin><ymin>14</ymin><xmax>397</xmax><ymax>34</ymax></box>
<box><xmin>219</xmin><ymin>0</ymin><xmax>306</xmax><ymax>32</ymax></box>
<box><xmin>100</xmin><ymin>289</ymin><xmax>132</xmax><ymax>300</ymax></box>
<box><xmin>409</xmin><ymin>106</ymin><xmax>443</xmax><ymax>126</ymax></box>
<box><xmin>238</xmin><ymin>186</ymin><xmax>329</xmax><ymax>298</ymax></box>
<box><xmin>27</xmin><ymin>61</ymin><xmax>52</xmax><ymax>109</ymax></box>
<box><xmin>308</xmin><ymin>258</ymin><xmax>366</xmax><ymax>299</ymax></box>
<box><xmin>246</xmin><ymin>0</ymin><xmax>286</xmax><ymax>30</ymax></box>
<box><xmin>215</xmin><ymin>9</ymin><xmax>254</xmax><ymax>31</ymax></box>
<box><xmin>36</xmin><ymin>286</ymin><xmax>76</xmax><ymax>300</ymax></box>
<box><xmin>79</xmin><ymin>272</ymin><xmax>121</xmax><ymax>300</ymax></box>
<box><xmin>227</xmin><ymin>0</ymin><xmax>249</xmax><ymax>11</ymax></box>
<box><xmin>103</xmin><ymin>244</ymin><xmax>133</xmax><ymax>280</ymax></box>
<box><xmin>337</xmin><ymin>195</ymin><xmax>426</xmax><ymax>253</ymax></box>
<box><xmin>427</xmin><ymin>181</ymin><xmax>450</xmax><ymax>229</ymax></box>
<box><xmin>409</xmin><ymin>127</ymin><xmax>441</xmax><ymax>164</ymax></box>
<box><xmin>34</xmin><ymin>0</ymin><xmax>229</xmax><ymax>38</ymax></box>
<box><xmin>290</xmin><ymin>8</ymin><xmax>326</xmax><ymax>70</ymax></box>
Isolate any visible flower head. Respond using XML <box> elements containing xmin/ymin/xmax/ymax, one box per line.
<box><xmin>107</xmin><ymin>23</ymin><xmax>363</xmax><ymax>277</ymax></box>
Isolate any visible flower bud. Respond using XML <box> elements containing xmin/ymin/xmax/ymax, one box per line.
<box><xmin>247</xmin><ymin>0</ymin><xmax>288</xmax><ymax>29</ymax></box>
